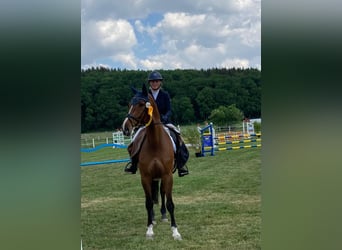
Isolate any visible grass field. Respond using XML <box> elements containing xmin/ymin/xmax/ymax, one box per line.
<box><xmin>81</xmin><ymin>143</ymin><xmax>261</xmax><ymax>249</ymax></box>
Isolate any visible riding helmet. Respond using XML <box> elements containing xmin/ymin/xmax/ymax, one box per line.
<box><xmin>148</xmin><ymin>71</ymin><xmax>163</xmax><ymax>81</ymax></box>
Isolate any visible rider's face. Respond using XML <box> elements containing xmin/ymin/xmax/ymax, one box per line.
<box><xmin>149</xmin><ymin>80</ymin><xmax>161</xmax><ymax>90</ymax></box>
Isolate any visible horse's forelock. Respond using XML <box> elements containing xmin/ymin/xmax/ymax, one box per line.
<box><xmin>131</xmin><ymin>91</ymin><xmax>149</xmax><ymax>105</ymax></box>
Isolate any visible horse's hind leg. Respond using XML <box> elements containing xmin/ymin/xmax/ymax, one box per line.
<box><xmin>152</xmin><ymin>180</ymin><xmax>159</xmax><ymax>204</ymax></box>
<box><xmin>166</xmin><ymin>196</ymin><xmax>175</xmax><ymax>227</ymax></box>
<box><xmin>160</xmin><ymin>181</ymin><xmax>168</xmax><ymax>222</ymax></box>
<box><xmin>151</xmin><ymin>180</ymin><xmax>159</xmax><ymax>224</ymax></box>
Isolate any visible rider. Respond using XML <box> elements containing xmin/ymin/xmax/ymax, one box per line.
<box><xmin>124</xmin><ymin>70</ymin><xmax>189</xmax><ymax>177</ymax></box>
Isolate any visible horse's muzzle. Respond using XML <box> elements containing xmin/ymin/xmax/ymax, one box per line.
<box><xmin>122</xmin><ymin>118</ymin><xmax>132</xmax><ymax>136</ymax></box>
<box><xmin>123</xmin><ymin>128</ymin><xmax>130</xmax><ymax>136</ymax></box>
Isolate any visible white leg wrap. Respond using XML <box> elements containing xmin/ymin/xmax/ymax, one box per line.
<box><xmin>146</xmin><ymin>225</ymin><xmax>154</xmax><ymax>239</ymax></box>
<box><xmin>171</xmin><ymin>226</ymin><xmax>182</xmax><ymax>240</ymax></box>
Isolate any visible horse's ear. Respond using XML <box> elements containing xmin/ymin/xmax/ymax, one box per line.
<box><xmin>142</xmin><ymin>83</ymin><xmax>148</xmax><ymax>97</ymax></box>
<box><xmin>131</xmin><ymin>86</ymin><xmax>138</xmax><ymax>95</ymax></box>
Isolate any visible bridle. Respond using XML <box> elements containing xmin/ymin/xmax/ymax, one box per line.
<box><xmin>126</xmin><ymin>96</ymin><xmax>153</xmax><ymax>128</ymax></box>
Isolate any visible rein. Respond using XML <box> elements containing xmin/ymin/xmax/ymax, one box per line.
<box><xmin>126</xmin><ymin>113</ymin><xmax>140</xmax><ymax>122</ymax></box>
<box><xmin>126</xmin><ymin>101</ymin><xmax>156</xmax><ymax>127</ymax></box>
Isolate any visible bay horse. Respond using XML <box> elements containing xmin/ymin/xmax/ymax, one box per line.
<box><xmin>122</xmin><ymin>83</ymin><xmax>182</xmax><ymax>240</ymax></box>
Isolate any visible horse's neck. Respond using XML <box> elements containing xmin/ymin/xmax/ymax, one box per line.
<box><xmin>148</xmin><ymin>94</ymin><xmax>161</xmax><ymax>124</ymax></box>
<box><xmin>146</xmin><ymin>124</ymin><xmax>163</xmax><ymax>145</ymax></box>
<box><xmin>146</xmin><ymin>95</ymin><xmax>163</xmax><ymax>143</ymax></box>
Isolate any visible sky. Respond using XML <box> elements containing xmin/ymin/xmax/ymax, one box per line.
<box><xmin>81</xmin><ymin>0</ymin><xmax>261</xmax><ymax>70</ymax></box>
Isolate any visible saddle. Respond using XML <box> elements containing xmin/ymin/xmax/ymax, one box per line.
<box><xmin>164</xmin><ymin>124</ymin><xmax>189</xmax><ymax>170</ymax></box>
<box><xmin>127</xmin><ymin>125</ymin><xmax>189</xmax><ymax>172</ymax></box>
<box><xmin>127</xmin><ymin>125</ymin><xmax>175</xmax><ymax>158</ymax></box>
<box><xmin>127</xmin><ymin>127</ymin><xmax>146</xmax><ymax>158</ymax></box>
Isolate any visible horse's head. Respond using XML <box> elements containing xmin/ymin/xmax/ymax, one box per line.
<box><xmin>122</xmin><ymin>83</ymin><xmax>152</xmax><ymax>136</ymax></box>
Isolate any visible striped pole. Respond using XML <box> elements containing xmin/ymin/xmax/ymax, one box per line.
<box><xmin>215</xmin><ymin>144</ymin><xmax>261</xmax><ymax>151</ymax></box>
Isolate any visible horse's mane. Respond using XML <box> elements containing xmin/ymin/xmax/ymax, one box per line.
<box><xmin>147</xmin><ymin>93</ymin><xmax>161</xmax><ymax>122</ymax></box>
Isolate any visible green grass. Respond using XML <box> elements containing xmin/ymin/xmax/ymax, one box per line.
<box><xmin>81</xmin><ymin>140</ymin><xmax>261</xmax><ymax>249</ymax></box>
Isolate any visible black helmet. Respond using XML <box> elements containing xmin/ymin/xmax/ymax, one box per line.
<box><xmin>148</xmin><ymin>71</ymin><xmax>163</xmax><ymax>81</ymax></box>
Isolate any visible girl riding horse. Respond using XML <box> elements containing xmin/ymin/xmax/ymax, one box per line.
<box><xmin>124</xmin><ymin>71</ymin><xmax>189</xmax><ymax>177</ymax></box>
<box><xmin>122</xmin><ymin>83</ymin><xmax>182</xmax><ymax>240</ymax></box>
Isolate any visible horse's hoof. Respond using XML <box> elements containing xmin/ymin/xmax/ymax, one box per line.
<box><xmin>173</xmin><ymin>235</ymin><xmax>182</xmax><ymax>241</ymax></box>
<box><xmin>171</xmin><ymin>226</ymin><xmax>182</xmax><ymax>240</ymax></box>
<box><xmin>146</xmin><ymin>225</ymin><xmax>154</xmax><ymax>239</ymax></box>
<box><xmin>152</xmin><ymin>220</ymin><xmax>157</xmax><ymax>225</ymax></box>
<box><xmin>161</xmin><ymin>214</ymin><xmax>168</xmax><ymax>222</ymax></box>
<box><xmin>146</xmin><ymin>234</ymin><xmax>154</xmax><ymax>240</ymax></box>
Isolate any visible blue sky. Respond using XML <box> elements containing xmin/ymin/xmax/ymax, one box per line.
<box><xmin>131</xmin><ymin>13</ymin><xmax>164</xmax><ymax>59</ymax></box>
<box><xmin>81</xmin><ymin>0</ymin><xmax>261</xmax><ymax>70</ymax></box>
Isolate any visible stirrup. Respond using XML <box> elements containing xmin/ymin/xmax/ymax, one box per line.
<box><xmin>178</xmin><ymin>165</ymin><xmax>189</xmax><ymax>177</ymax></box>
<box><xmin>172</xmin><ymin>162</ymin><xmax>177</xmax><ymax>173</ymax></box>
<box><xmin>124</xmin><ymin>162</ymin><xmax>137</xmax><ymax>174</ymax></box>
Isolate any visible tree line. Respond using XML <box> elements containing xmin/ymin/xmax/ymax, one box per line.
<box><xmin>81</xmin><ymin>67</ymin><xmax>261</xmax><ymax>133</ymax></box>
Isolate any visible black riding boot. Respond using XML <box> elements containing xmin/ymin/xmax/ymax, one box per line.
<box><xmin>177</xmin><ymin>164</ymin><xmax>189</xmax><ymax>177</ymax></box>
<box><xmin>168</xmin><ymin>128</ymin><xmax>189</xmax><ymax>177</ymax></box>
<box><xmin>176</xmin><ymin>144</ymin><xmax>189</xmax><ymax>177</ymax></box>
<box><xmin>124</xmin><ymin>157</ymin><xmax>138</xmax><ymax>174</ymax></box>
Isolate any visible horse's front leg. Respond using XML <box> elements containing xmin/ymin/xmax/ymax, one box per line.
<box><xmin>145</xmin><ymin>195</ymin><xmax>154</xmax><ymax>239</ymax></box>
<box><xmin>164</xmin><ymin>177</ymin><xmax>182</xmax><ymax>240</ymax></box>
<box><xmin>166</xmin><ymin>196</ymin><xmax>182</xmax><ymax>240</ymax></box>
<box><xmin>142</xmin><ymin>178</ymin><xmax>155</xmax><ymax>239</ymax></box>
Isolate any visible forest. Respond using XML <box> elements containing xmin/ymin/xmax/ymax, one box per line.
<box><xmin>81</xmin><ymin>67</ymin><xmax>261</xmax><ymax>133</ymax></box>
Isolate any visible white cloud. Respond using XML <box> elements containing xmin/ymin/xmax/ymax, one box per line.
<box><xmin>113</xmin><ymin>53</ymin><xmax>138</xmax><ymax>69</ymax></box>
<box><xmin>82</xmin><ymin>0</ymin><xmax>150</xmax><ymax>20</ymax></box>
<box><xmin>140</xmin><ymin>54</ymin><xmax>184</xmax><ymax>70</ymax></box>
<box><xmin>81</xmin><ymin>0</ymin><xmax>261</xmax><ymax>70</ymax></box>
<box><xmin>231</xmin><ymin>0</ymin><xmax>256</xmax><ymax>11</ymax></box>
<box><xmin>139</xmin><ymin>58</ymin><xmax>164</xmax><ymax>69</ymax></box>
<box><xmin>137</xmin><ymin>11</ymin><xmax>260</xmax><ymax>69</ymax></box>
<box><xmin>240</xmin><ymin>20</ymin><xmax>261</xmax><ymax>47</ymax></box>
<box><xmin>162</xmin><ymin>12</ymin><xmax>206</xmax><ymax>29</ymax></box>
<box><xmin>220</xmin><ymin>58</ymin><xmax>250</xmax><ymax>68</ymax></box>
<box><xmin>82</xmin><ymin>0</ymin><xmax>260</xmax><ymax>21</ymax></box>
<box><xmin>82</xmin><ymin>63</ymin><xmax>111</xmax><ymax>70</ymax></box>
<box><xmin>134</xmin><ymin>20</ymin><xmax>144</xmax><ymax>33</ymax></box>
<box><xmin>152</xmin><ymin>13</ymin><xmax>224</xmax><ymax>41</ymax></box>
<box><xmin>81</xmin><ymin>18</ymin><xmax>137</xmax><ymax>66</ymax></box>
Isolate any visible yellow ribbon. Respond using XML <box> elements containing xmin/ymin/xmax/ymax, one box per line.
<box><xmin>145</xmin><ymin>106</ymin><xmax>153</xmax><ymax>127</ymax></box>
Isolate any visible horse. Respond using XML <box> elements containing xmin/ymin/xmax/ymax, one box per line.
<box><xmin>122</xmin><ymin>83</ymin><xmax>182</xmax><ymax>240</ymax></box>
